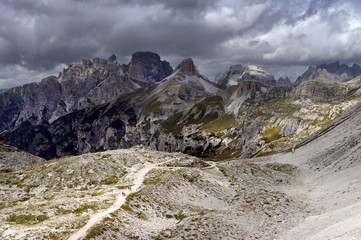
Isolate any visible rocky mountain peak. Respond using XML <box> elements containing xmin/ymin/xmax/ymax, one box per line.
<box><xmin>80</xmin><ymin>58</ymin><xmax>92</xmax><ymax>68</ymax></box>
<box><xmin>214</xmin><ymin>64</ymin><xmax>276</xmax><ymax>87</ymax></box>
<box><xmin>128</xmin><ymin>51</ymin><xmax>173</xmax><ymax>84</ymax></box>
<box><xmin>277</xmin><ymin>77</ymin><xmax>291</xmax><ymax>85</ymax></box>
<box><xmin>229</xmin><ymin>65</ymin><xmax>244</xmax><ymax>71</ymax></box>
<box><xmin>175</xmin><ymin>58</ymin><xmax>200</xmax><ymax>76</ymax></box>
<box><xmin>296</xmin><ymin>61</ymin><xmax>361</xmax><ymax>83</ymax></box>
<box><xmin>93</xmin><ymin>57</ymin><xmax>108</xmax><ymax>68</ymax></box>
<box><xmin>107</xmin><ymin>54</ymin><xmax>117</xmax><ymax>63</ymax></box>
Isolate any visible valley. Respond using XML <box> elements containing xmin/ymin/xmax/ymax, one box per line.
<box><xmin>0</xmin><ymin>53</ymin><xmax>361</xmax><ymax>239</ymax></box>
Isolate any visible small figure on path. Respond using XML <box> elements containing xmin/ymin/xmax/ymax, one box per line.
<box><xmin>292</xmin><ymin>143</ymin><xmax>297</xmax><ymax>154</ymax></box>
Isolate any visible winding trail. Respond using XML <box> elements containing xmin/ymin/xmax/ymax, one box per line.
<box><xmin>68</xmin><ymin>163</ymin><xmax>156</xmax><ymax>240</ymax></box>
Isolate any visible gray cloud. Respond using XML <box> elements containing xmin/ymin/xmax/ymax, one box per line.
<box><xmin>0</xmin><ymin>0</ymin><xmax>361</xmax><ymax>88</ymax></box>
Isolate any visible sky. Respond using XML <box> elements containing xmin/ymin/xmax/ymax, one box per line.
<box><xmin>1</xmin><ymin>0</ymin><xmax>361</xmax><ymax>89</ymax></box>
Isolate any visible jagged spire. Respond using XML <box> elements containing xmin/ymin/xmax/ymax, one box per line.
<box><xmin>175</xmin><ymin>58</ymin><xmax>200</xmax><ymax>76</ymax></box>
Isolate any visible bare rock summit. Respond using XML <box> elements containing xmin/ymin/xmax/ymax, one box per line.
<box><xmin>296</xmin><ymin>61</ymin><xmax>361</xmax><ymax>83</ymax></box>
<box><xmin>128</xmin><ymin>51</ymin><xmax>173</xmax><ymax>84</ymax></box>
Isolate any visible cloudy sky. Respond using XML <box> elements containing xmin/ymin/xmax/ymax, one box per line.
<box><xmin>1</xmin><ymin>0</ymin><xmax>361</xmax><ymax>89</ymax></box>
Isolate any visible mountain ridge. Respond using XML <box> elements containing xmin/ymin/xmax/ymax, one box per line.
<box><xmin>0</xmin><ymin>52</ymin><xmax>173</xmax><ymax>133</ymax></box>
<box><xmin>296</xmin><ymin>61</ymin><xmax>361</xmax><ymax>83</ymax></box>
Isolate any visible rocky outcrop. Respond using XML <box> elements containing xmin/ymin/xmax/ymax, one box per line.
<box><xmin>277</xmin><ymin>77</ymin><xmax>292</xmax><ymax>85</ymax></box>
<box><xmin>128</xmin><ymin>51</ymin><xmax>173</xmax><ymax>84</ymax></box>
<box><xmin>214</xmin><ymin>65</ymin><xmax>244</xmax><ymax>87</ymax></box>
<box><xmin>214</xmin><ymin>64</ymin><xmax>276</xmax><ymax>87</ymax></box>
<box><xmin>0</xmin><ymin>143</ymin><xmax>44</xmax><ymax>171</ymax></box>
<box><xmin>0</xmin><ymin>76</ymin><xmax>63</xmax><ymax>132</ymax></box>
<box><xmin>174</xmin><ymin>58</ymin><xmax>200</xmax><ymax>76</ymax></box>
<box><xmin>291</xmin><ymin>80</ymin><xmax>347</xmax><ymax>102</ymax></box>
<box><xmin>3</xmin><ymin>59</ymin><xmax>222</xmax><ymax>159</ymax></box>
<box><xmin>0</xmin><ymin>52</ymin><xmax>173</xmax><ymax>133</ymax></box>
<box><xmin>3</xmin><ymin>56</ymin><xmax>361</xmax><ymax>162</ymax></box>
<box><xmin>296</xmin><ymin>61</ymin><xmax>361</xmax><ymax>83</ymax></box>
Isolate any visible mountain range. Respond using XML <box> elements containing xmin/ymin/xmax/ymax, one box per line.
<box><xmin>0</xmin><ymin>86</ymin><xmax>361</xmax><ymax>239</ymax></box>
<box><xmin>296</xmin><ymin>61</ymin><xmax>361</xmax><ymax>83</ymax></box>
<box><xmin>1</xmin><ymin>53</ymin><xmax>361</xmax><ymax>161</ymax></box>
<box><xmin>1</xmin><ymin>52</ymin><xmax>361</xmax><ymax>239</ymax></box>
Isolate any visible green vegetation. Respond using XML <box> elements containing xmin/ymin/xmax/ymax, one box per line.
<box><xmin>121</xmin><ymin>204</ymin><xmax>134</xmax><ymax>212</ymax></box>
<box><xmin>183</xmin><ymin>141</ymin><xmax>241</xmax><ymax>161</ymax></box>
<box><xmin>74</xmin><ymin>204</ymin><xmax>98</xmax><ymax>214</ymax></box>
<box><xmin>261</xmin><ymin>125</ymin><xmax>283</xmax><ymax>143</ymax></box>
<box><xmin>161</xmin><ymin>96</ymin><xmax>224</xmax><ymax>135</ymax></box>
<box><xmin>174</xmin><ymin>211</ymin><xmax>186</xmax><ymax>224</ymax></box>
<box><xmin>56</xmin><ymin>204</ymin><xmax>98</xmax><ymax>215</ymax></box>
<box><xmin>101</xmin><ymin>153</ymin><xmax>112</xmax><ymax>159</ymax></box>
<box><xmin>6</xmin><ymin>214</ymin><xmax>48</xmax><ymax>225</ymax></box>
<box><xmin>163</xmin><ymin>211</ymin><xmax>186</xmax><ymax>224</ymax></box>
<box><xmin>311</xmin><ymin>118</ymin><xmax>332</xmax><ymax>127</ymax></box>
<box><xmin>143</xmin><ymin>169</ymin><xmax>167</xmax><ymax>185</ymax></box>
<box><xmin>161</xmin><ymin>112</ymin><xmax>185</xmax><ymax>135</ymax></box>
<box><xmin>101</xmin><ymin>176</ymin><xmax>119</xmax><ymax>185</ymax></box>
<box><xmin>84</xmin><ymin>221</ymin><xmax>109</xmax><ymax>239</ymax></box>
<box><xmin>144</xmin><ymin>98</ymin><xmax>162</xmax><ymax>116</ymax></box>
<box><xmin>202</xmin><ymin>115</ymin><xmax>237</xmax><ymax>132</ymax></box>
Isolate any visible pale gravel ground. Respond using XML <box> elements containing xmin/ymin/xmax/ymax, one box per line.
<box><xmin>271</xmin><ymin>102</ymin><xmax>361</xmax><ymax>240</ymax></box>
<box><xmin>2</xmin><ymin>101</ymin><xmax>361</xmax><ymax>239</ymax></box>
<box><xmin>68</xmin><ymin>163</ymin><xmax>155</xmax><ymax>240</ymax></box>
<box><xmin>65</xmin><ymin>101</ymin><xmax>361</xmax><ymax>240</ymax></box>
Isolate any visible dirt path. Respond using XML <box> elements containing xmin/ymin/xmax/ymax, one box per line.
<box><xmin>68</xmin><ymin>163</ymin><xmax>155</xmax><ymax>240</ymax></box>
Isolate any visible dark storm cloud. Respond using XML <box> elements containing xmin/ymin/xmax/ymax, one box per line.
<box><xmin>0</xmin><ymin>0</ymin><xmax>361</xmax><ymax>88</ymax></box>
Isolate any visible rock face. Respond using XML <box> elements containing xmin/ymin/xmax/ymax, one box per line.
<box><xmin>214</xmin><ymin>64</ymin><xmax>276</xmax><ymax>87</ymax></box>
<box><xmin>214</xmin><ymin>65</ymin><xmax>245</xmax><ymax>87</ymax></box>
<box><xmin>175</xmin><ymin>58</ymin><xmax>200</xmax><ymax>76</ymax></box>
<box><xmin>296</xmin><ymin>61</ymin><xmax>361</xmax><ymax>83</ymax></box>
<box><xmin>0</xmin><ymin>52</ymin><xmax>173</xmax><ymax>133</ymax></box>
<box><xmin>3</xmin><ymin>56</ymin><xmax>361</xmax><ymax>161</ymax></box>
<box><xmin>3</xmin><ymin>58</ymin><xmax>221</xmax><ymax>159</ymax></box>
<box><xmin>128</xmin><ymin>51</ymin><xmax>173</xmax><ymax>85</ymax></box>
<box><xmin>277</xmin><ymin>77</ymin><xmax>292</xmax><ymax>85</ymax></box>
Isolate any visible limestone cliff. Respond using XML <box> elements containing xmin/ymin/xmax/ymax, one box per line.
<box><xmin>0</xmin><ymin>52</ymin><xmax>173</xmax><ymax>132</ymax></box>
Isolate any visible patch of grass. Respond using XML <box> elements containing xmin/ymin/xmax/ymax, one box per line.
<box><xmin>265</xmin><ymin>163</ymin><xmax>296</xmax><ymax>174</ymax></box>
<box><xmin>121</xmin><ymin>204</ymin><xmax>134</xmax><ymax>212</ymax></box>
<box><xmin>174</xmin><ymin>211</ymin><xmax>186</xmax><ymax>224</ymax></box>
<box><xmin>144</xmin><ymin>98</ymin><xmax>162</xmax><ymax>116</ymax></box>
<box><xmin>202</xmin><ymin>115</ymin><xmax>237</xmax><ymax>132</ymax></box>
<box><xmin>261</xmin><ymin>125</ymin><xmax>283</xmax><ymax>143</ymax></box>
<box><xmin>74</xmin><ymin>204</ymin><xmax>98</xmax><ymax>214</ymax></box>
<box><xmin>6</xmin><ymin>214</ymin><xmax>48</xmax><ymax>225</ymax></box>
<box><xmin>84</xmin><ymin>221</ymin><xmax>108</xmax><ymax>239</ymax></box>
<box><xmin>218</xmin><ymin>167</ymin><xmax>228</xmax><ymax>177</ymax></box>
<box><xmin>311</xmin><ymin>118</ymin><xmax>332</xmax><ymax>127</ymax></box>
<box><xmin>101</xmin><ymin>153</ymin><xmax>112</xmax><ymax>159</ymax></box>
<box><xmin>143</xmin><ymin>169</ymin><xmax>167</xmax><ymax>185</ymax></box>
<box><xmin>161</xmin><ymin>96</ymin><xmax>224</xmax><ymax>135</ymax></box>
<box><xmin>117</xmin><ymin>184</ymin><xmax>133</xmax><ymax>190</ymax></box>
<box><xmin>161</xmin><ymin>112</ymin><xmax>185</xmax><ymax>135</ymax></box>
<box><xmin>101</xmin><ymin>176</ymin><xmax>119</xmax><ymax>185</ymax></box>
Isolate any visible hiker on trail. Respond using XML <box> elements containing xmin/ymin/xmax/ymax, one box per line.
<box><xmin>129</xmin><ymin>187</ymin><xmax>132</xmax><ymax>191</ymax></box>
<box><xmin>292</xmin><ymin>143</ymin><xmax>297</xmax><ymax>154</ymax></box>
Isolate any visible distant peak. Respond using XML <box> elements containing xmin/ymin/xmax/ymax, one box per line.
<box><xmin>128</xmin><ymin>51</ymin><xmax>173</xmax><ymax>83</ymax></box>
<box><xmin>176</xmin><ymin>58</ymin><xmax>200</xmax><ymax>76</ymax></box>
<box><xmin>131</xmin><ymin>51</ymin><xmax>161</xmax><ymax>61</ymax></box>
<box><xmin>108</xmin><ymin>54</ymin><xmax>117</xmax><ymax>63</ymax></box>
<box><xmin>229</xmin><ymin>65</ymin><xmax>244</xmax><ymax>71</ymax></box>
<box><xmin>277</xmin><ymin>76</ymin><xmax>291</xmax><ymax>85</ymax></box>
<box><xmin>81</xmin><ymin>58</ymin><xmax>92</xmax><ymax>68</ymax></box>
